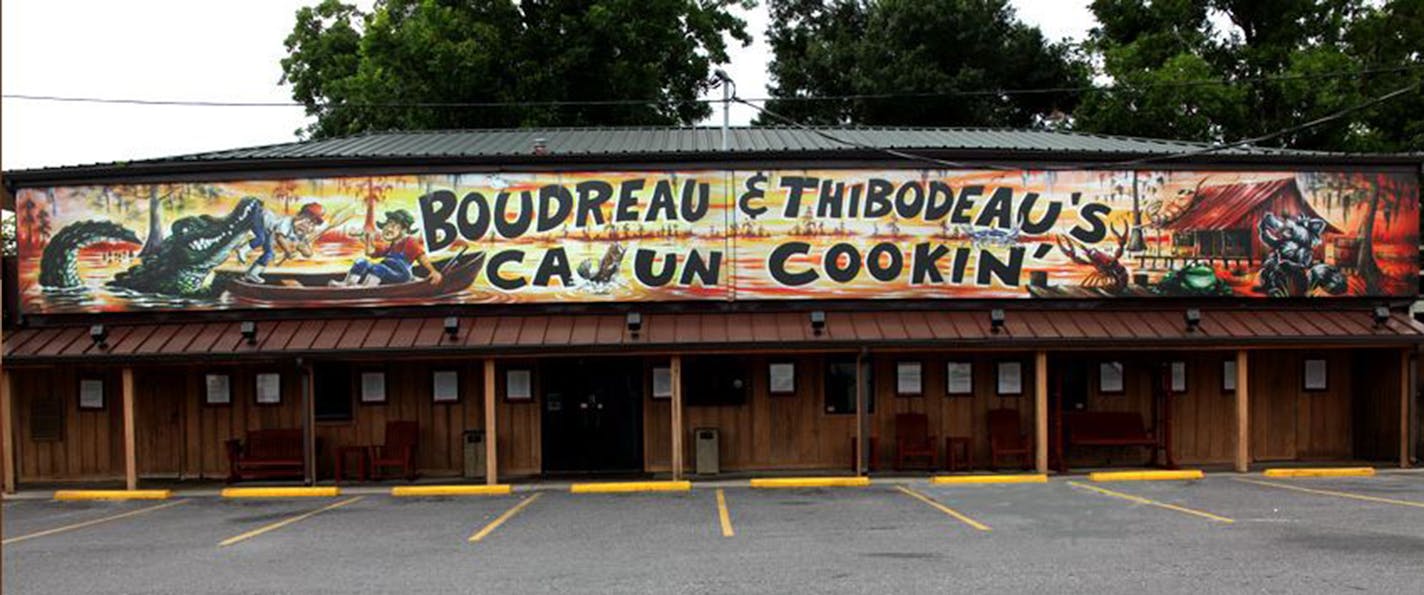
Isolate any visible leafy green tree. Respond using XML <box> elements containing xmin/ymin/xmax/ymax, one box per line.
<box><xmin>282</xmin><ymin>0</ymin><xmax>752</xmax><ymax>139</ymax></box>
<box><xmin>761</xmin><ymin>0</ymin><xmax>1089</xmax><ymax>127</ymax></box>
<box><xmin>1075</xmin><ymin>0</ymin><xmax>1424</xmax><ymax>151</ymax></box>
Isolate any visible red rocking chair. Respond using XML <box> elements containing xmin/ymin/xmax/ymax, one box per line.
<box><xmin>894</xmin><ymin>413</ymin><xmax>936</xmax><ymax>470</ymax></box>
<box><xmin>987</xmin><ymin>408</ymin><xmax>1032</xmax><ymax>470</ymax></box>
<box><xmin>370</xmin><ymin>421</ymin><xmax>418</xmax><ymax>481</ymax></box>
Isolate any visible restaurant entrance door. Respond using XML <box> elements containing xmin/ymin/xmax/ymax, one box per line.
<box><xmin>541</xmin><ymin>358</ymin><xmax>644</xmax><ymax>474</ymax></box>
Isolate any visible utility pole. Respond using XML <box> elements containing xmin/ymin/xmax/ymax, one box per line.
<box><xmin>715</xmin><ymin>69</ymin><xmax>732</xmax><ymax>152</ymax></box>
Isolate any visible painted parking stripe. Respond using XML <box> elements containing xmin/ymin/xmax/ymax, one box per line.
<box><xmin>2</xmin><ymin>500</ymin><xmax>186</xmax><ymax>545</ymax></box>
<box><xmin>1235</xmin><ymin>477</ymin><xmax>1424</xmax><ymax>509</ymax></box>
<box><xmin>895</xmin><ymin>485</ymin><xmax>991</xmax><ymax>532</ymax></box>
<box><xmin>1068</xmin><ymin>481</ymin><xmax>1234</xmax><ymax>524</ymax></box>
<box><xmin>715</xmin><ymin>489</ymin><xmax>734</xmax><ymax>537</ymax></box>
<box><xmin>218</xmin><ymin>496</ymin><xmax>364</xmax><ymax>547</ymax></box>
<box><xmin>468</xmin><ymin>493</ymin><xmax>542</xmax><ymax>543</ymax></box>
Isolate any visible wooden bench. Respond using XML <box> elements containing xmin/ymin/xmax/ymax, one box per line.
<box><xmin>1063</xmin><ymin>411</ymin><xmax>1157</xmax><ymax>466</ymax></box>
<box><xmin>226</xmin><ymin>429</ymin><xmax>305</xmax><ymax>482</ymax></box>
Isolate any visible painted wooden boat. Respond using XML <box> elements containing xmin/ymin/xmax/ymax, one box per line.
<box><xmin>226</xmin><ymin>252</ymin><xmax>485</xmax><ymax>303</ymax></box>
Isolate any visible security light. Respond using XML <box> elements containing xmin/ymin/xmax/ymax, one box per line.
<box><xmin>1184</xmin><ymin>308</ymin><xmax>1202</xmax><ymax>333</ymax></box>
<box><xmin>444</xmin><ymin>316</ymin><xmax>460</xmax><ymax>341</ymax></box>
<box><xmin>990</xmin><ymin>309</ymin><xmax>1006</xmax><ymax>334</ymax></box>
<box><xmin>89</xmin><ymin>324</ymin><xmax>108</xmax><ymax>349</ymax></box>
<box><xmin>626</xmin><ymin>312</ymin><xmax>643</xmax><ymax>337</ymax></box>
<box><xmin>240</xmin><ymin>321</ymin><xmax>258</xmax><ymax>345</ymax></box>
<box><xmin>1373</xmin><ymin>306</ymin><xmax>1391</xmax><ymax>328</ymax></box>
<box><xmin>809</xmin><ymin>311</ymin><xmax>826</xmax><ymax>336</ymax></box>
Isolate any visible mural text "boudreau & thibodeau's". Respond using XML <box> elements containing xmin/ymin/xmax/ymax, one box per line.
<box><xmin>14</xmin><ymin>169</ymin><xmax>1418</xmax><ymax>313</ymax></box>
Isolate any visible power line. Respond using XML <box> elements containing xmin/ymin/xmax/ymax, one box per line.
<box><xmin>4</xmin><ymin>63</ymin><xmax>1421</xmax><ymax>109</ymax></box>
<box><xmin>732</xmin><ymin>80</ymin><xmax>1422</xmax><ymax>170</ymax></box>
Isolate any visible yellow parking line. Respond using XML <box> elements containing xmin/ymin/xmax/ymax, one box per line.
<box><xmin>894</xmin><ymin>485</ymin><xmax>991</xmax><ymax>532</ymax></box>
<box><xmin>469</xmin><ymin>493</ymin><xmax>542</xmax><ymax>543</ymax></box>
<box><xmin>1068</xmin><ymin>481</ymin><xmax>1233</xmax><ymax>524</ymax></box>
<box><xmin>1235</xmin><ymin>477</ymin><xmax>1424</xmax><ymax>509</ymax></box>
<box><xmin>218</xmin><ymin>496</ymin><xmax>364</xmax><ymax>547</ymax></box>
<box><xmin>715</xmin><ymin>489</ymin><xmax>735</xmax><ymax>537</ymax></box>
<box><xmin>2</xmin><ymin>500</ymin><xmax>185</xmax><ymax>545</ymax></box>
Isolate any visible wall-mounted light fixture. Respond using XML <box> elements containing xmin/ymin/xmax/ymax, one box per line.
<box><xmin>809</xmin><ymin>311</ymin><xmax>826</xmax><ymax>336</ymax></box>
<box><xmin>1184</xmin><ymin>308</ymin><xmax>1202</xmax><ymax>333</ymax></box>
<box><xmin>989</xmin><ymin>309</ymin><xmax>1006</xmax><ymax>334</ymax></box>
<box><xmin>626</xmin><ymin>312</ymin><xmax>643</xmax><ymax>338</ymax></box>
<box><xmin>240</xmin><ymin>321</ymin><xmax>258</xmax><ymax>345</ymax></box>
<box><xmin>444</xmin><ymin>316</ymin><xmax>460</xmax><ymax>341</ymax></box>
<box><xmin>89</xmin><ymin>324</ymin><xmax>108</xmax><ymax>349</ymax></box>
<box><xmin>1373</xmin><ymin>305</ymin><xmax>1391</xmax><ymax>328</ymax></box>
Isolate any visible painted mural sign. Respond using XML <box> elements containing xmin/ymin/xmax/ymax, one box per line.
<box><xmin>13</xmin><ymin>169</ymin><xmax>1418</xmax><ymax>313</ymax></box>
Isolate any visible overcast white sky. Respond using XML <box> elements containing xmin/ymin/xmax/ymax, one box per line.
<box><xmin>1</xmin><ymin>0</ymin><xmax>1096</xmax><ymax>171</ymax></box>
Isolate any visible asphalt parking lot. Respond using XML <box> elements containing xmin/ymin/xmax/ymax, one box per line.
<box><xmin>5</xmin><ymin>474</ymin><xmax>1424</xmax><ymax>594</ymax></box>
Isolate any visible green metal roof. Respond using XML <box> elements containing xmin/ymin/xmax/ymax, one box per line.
<box><xmin>5</xmin><ymin>126</ymin><xmax>1418</xmax><ymax>185</ymax></box>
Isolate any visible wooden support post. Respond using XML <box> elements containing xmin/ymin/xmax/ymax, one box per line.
<box><xmin>1234</xmin><ymin>350</ymin><xmax>1250</xmax><ymax>473</ymax></box>
<box><xmin>854</xmin><ymin>351</ymin><xmax>866</xmax><ymax>476</ymax></box>
<box><xmin>670</xmin><ymin>355</ymin><xmax>684</xmax><ymax>480</ymax></box>
<box><xmin>122</xmin><ymin>368</ymin><xmax>137</xmax><ymax>490</ymax></box>
<box><xmin>302</xmin><ymin>364</ymin><xmax>314</xmax><ymax>486</ymax></box>
<box><xmin>1401</xmin><ymin>349</ymin><xmax>1412</xmax><ymax>469</ymax></box>
<box><xmin>1</xmin><ymin>370</ymin><xmax>15</xmax><ymax>494</ymax></box>
<box><xmin>1035</xmin><ymin>351</ymin><xmax>1048</xmax><ymax>474</ymax></box>
<box><xmin>484</xmin><ymin>359</ymin><xmax>498</xmax><ymax>485</ymax></box>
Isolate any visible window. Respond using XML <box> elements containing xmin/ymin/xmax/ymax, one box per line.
<box><xmin>651</xmin><ymin>366</ymin><xmax>672</xmax><ymax>399</ymax></box>
<box><xmin>684</xmin><ymin>356</ymin><xmax>748</xmax><ymax>406</ymax></box>
<box><xmin>1303</xmin><ymin>359</ymin><xmax>1328</xmax><ymax>391</ymax></box>
<box><xmin>1099</xmin><ymin>361</ymin><xmax>1124</xmax><ymax>394</ymax></box>
<box><xmin>946</xmin><ymin>362</ymin><xmax>973</xmax><ymax>396</ymax></box>
<box><xmin>895</xmin><ymin>361</ymin><xmax>923</xmax><ymax>396</ymax></box>
<box><xmin>1169</xmin><ymin>361</ymin><xmax>1187</xmax><ymax>393</ymax></box>
<box><xmin>433</xmin><ymin>370</ymin><xmax>460</xmax><ymax>403</ymax></box>
<box><xmin>255</xmin><ymin>373</ymin><xmax>282</xmax><ymax>405</ymax></box>
<box><xmin>30</xmin><ymin>394</ymin><xmax>63</xmax><ymax>441</ymax></box>
<box><xmin>997</xmin><ymin>361</ymin><xmax>1023</xmax><ymax>396</ymax></box>
<box><xmin>78</xmin><ymin>378</ymin><xmax>105</xmax><ymax>410</ymax></box>
<box><xmin>1222</xmin><ymin>359</ymin><xmax>1237</xmax><ymax>392</ymax></box>
<box><xmin>314</xmin><ymin>363</ymin><xmax>353</xmax><ymax>420</ymax></box>
<box><xmin>825</xmin><ymin>357</ymin><xmax>873</xmax><ymax>414</ymax></box>
<box><xmin>768</xmin><ymin>362</ymin><xmax>796</xmax><ymax>395</ymax></box>
<box><xmin>505</xmin><ymin>368</ymin><xmax>533</xmax><ymax>401</ymax></box>
<box><xmin>360</xmin><ymin>371</ymin><xmax>387</xmax><ymax>404</ymax></box>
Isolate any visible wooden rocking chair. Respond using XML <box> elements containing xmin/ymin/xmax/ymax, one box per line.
<box><xmin>370</xmin><ymin>421</ymin><xmax>418</xmax><ymax>481</ymax></box>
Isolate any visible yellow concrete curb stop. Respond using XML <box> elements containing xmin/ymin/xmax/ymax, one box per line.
<box><xmin>220</xmin><ymin>487</ymin><xmax>341</xmax><ymax>498</ymax></box>
<box><xmin>749</xmin><ymin>477</ymin><xmax>871</xmax><ymax>489</ymax></box>
<box><xmin>570</xmin><ymin>481</ymin><xmax>691</xmax><ymax>494</ymax></box>
<box><xmin>1089</xmin><ymin>470</ymin><xmax>1204</xmax><ymax>482</ymax></box>
<box><xmin>53</xmin><ymin>490</ymin><xmax>172</xmax><ymax>501</ymax></box>
<box><xmin>1262</xmin><ymin>467</ymin><xmax>1375</xmax><ymax>478</ymax></box>
<box><xmin>391</xmin><ymin>485</ymin><xmax>513</xmax><ymax>497</ymax></box>
<box><xmin>930</xmin><ymin>474</ymin><xmax>1047</xmax><ymax>485</ymax></box>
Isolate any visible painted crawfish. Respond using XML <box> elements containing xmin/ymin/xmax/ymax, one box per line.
<box><xmin>1055</xmin><ymin>223</ymin><xmax>1130</xmax><ymax>294</ymax></box>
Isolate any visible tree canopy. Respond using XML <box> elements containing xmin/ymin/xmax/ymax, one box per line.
<box><xmin>281</xmin><ymin>0</ymin><xmax>752</xmax><ymax>139</ymax></box>
<box><xmin>761</xmin><ymin>0</ymin><xmax>1089</xmax><ymax>127</ymax></box>
<box><xmin>1076</xmin><ymin>0</ymin><xmax>1424</xmax><ymax>152</ymax></box>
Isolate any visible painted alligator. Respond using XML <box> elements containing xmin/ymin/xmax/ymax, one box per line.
<box><xmin>38</xmin><ymin>221</ymin><xmax>142</xmax><ymax>288</ymax></box>
<box><xmin>40</xmin><ymin>197</ymin><xmax>264</xmax><ymax>297</ymax></box>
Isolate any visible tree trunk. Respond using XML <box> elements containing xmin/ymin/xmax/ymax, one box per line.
<box><xmin>140</xmin><ymin>186</ymin><xmax>165</xmax><ymax>257</ymax></box>
<box><xmin>1355</xmin><ymin>180</ymin><xmax>1383</xmax><ymax>294</ymax></box>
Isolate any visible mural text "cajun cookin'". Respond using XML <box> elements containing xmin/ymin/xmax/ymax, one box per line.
<box><xmin>12</xmin><ymin>169</ymin><xmax>1418</xmax><ymax>313</ymax></box>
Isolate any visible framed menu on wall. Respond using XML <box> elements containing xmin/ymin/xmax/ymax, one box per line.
<box><xmin>255</xmin><ymin>373</ymin><xmax>282</xmax><ymax>404</ymax></box>
<box><xmin>205</xmin><ymin>374</ymin><xmax>231</xmax><ymax>405</ymax></box>
<box><xmin>361</xmin><ymin>372</ymin><xmax>387</xmax><ymax>403</ymax></box>
<box><xmin>946</xmin><ymin>362</ymin><xmax>973</xmax><ymax>396</ymax></box>
<box><xmin>997</xmin><ymin>361</ymin><xmax>1022</xmax><ymax>395</ymax></box>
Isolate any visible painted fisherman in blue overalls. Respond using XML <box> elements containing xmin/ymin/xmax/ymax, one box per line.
<box><xmin>236</xmin><ymin>202</ymin><xmax>324</xmax><ymax>283</ymax></box>
<box><xmin>331</xmin><ymin>209</ymin><xmax>443</xmax><ymax>287</ymax></box>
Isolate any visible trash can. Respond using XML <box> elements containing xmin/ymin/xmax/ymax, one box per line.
<box><xmin>695</xmin><ymin>427</ymin><xmax>719</xmax><ymax>475</ymax></box>
<box><xmin>463</xmin><ymin>430</ymin><xmax>486</xmax><ymax>480</ymax></box>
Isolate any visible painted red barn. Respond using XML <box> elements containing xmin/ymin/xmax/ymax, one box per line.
<box><xmin>1163</xmin><ymin>177</ymin><xmax>1341</xmax><ymax>264</ymax></box>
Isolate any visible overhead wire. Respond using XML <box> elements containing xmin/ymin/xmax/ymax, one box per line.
<box><xmin>3</xmin><ymin>63</ymin><xmax>1421</xmax><ymax>109</ymax></box>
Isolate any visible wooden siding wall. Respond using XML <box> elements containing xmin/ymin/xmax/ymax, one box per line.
<box><xmin>1249</xmin><ymin>350</ymin><xmax>1353</xmax><ymax>461</ymax></box>
<box><xmin>13</xmin><ymin>367</ymin><xmax>125</xmax><ymax>481</ymax></box>
<box><xmin>7</xmin><ymin>348</ymin><xmax>1408</xmax><ymax>482</ymax></box>
<box><xmin>646</xmin><ymin>354</ymin><xmax>1040</xmax><ymax>473</ymax></box>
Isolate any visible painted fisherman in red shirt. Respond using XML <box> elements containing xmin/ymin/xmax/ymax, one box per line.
<box><xmin>330</xmin><ymin>209</ymin><xmax>443</xmax><ymax>286</ymax></box>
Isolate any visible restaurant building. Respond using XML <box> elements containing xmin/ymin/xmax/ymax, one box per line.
<box><xmin>1</xmin><ymin>127</ymin><xmax>1420</xmax><ymax>492</ymax></box>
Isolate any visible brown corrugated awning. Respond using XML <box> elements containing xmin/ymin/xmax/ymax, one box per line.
<box><xmin>4</xmin><ymin>308</ymin><xmax>1422</xmax><ymax>364</ymax></box>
